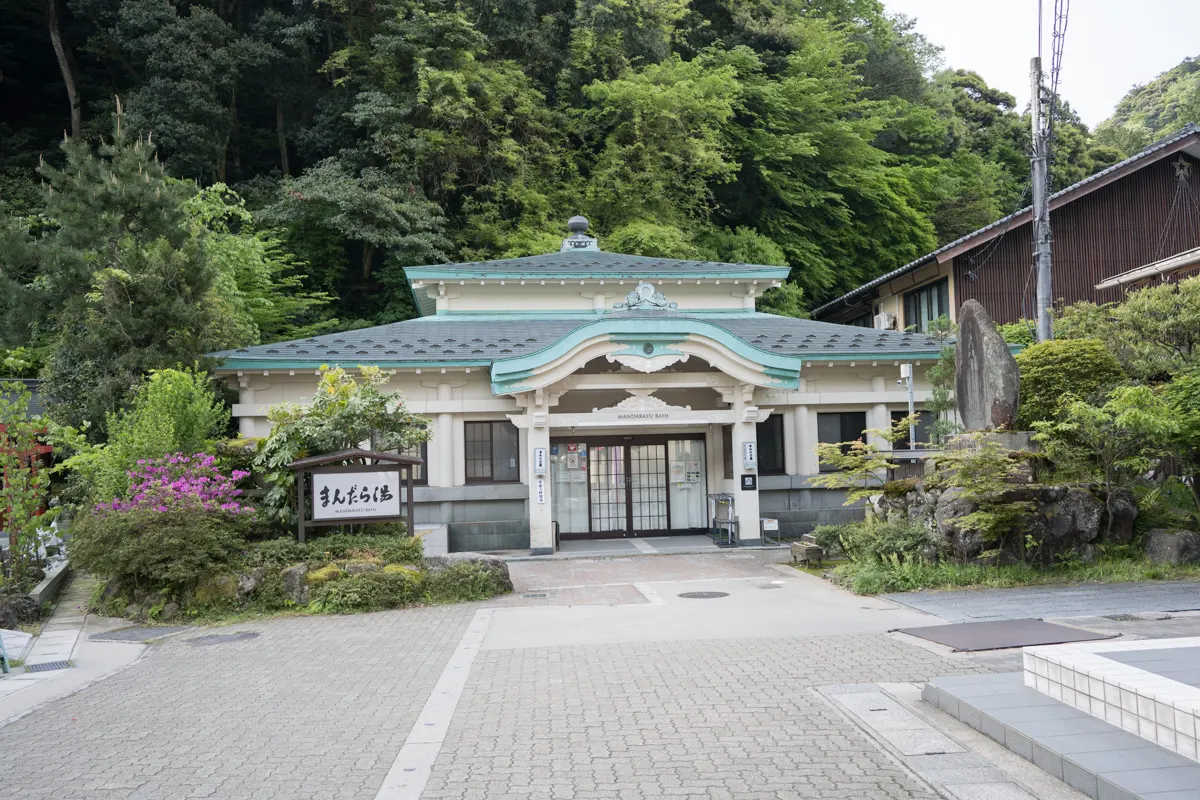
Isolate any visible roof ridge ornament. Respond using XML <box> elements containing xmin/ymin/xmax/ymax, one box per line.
<box><xmin>614</xmin><ymin>281</ymin><xmax>678</xmax><ymax>311</ymax></box>
<box><xmin>560</xmin><ymin>215</ymin><xmax>600</xmax><ymax>252</ymax></box>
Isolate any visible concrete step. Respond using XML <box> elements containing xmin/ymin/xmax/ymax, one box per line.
<box><xmin>925</xmin><ymin>673</ymin><xmax>1200</xmax><ymax>800</ymax></box>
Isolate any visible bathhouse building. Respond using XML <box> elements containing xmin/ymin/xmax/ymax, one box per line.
<box><xmin>212</xmin><ymin>219</ymin><xmax>946</xmax><ymax>554</ymax></box>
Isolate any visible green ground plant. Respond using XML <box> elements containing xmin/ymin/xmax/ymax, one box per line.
<box><xmin>830</xmin><ymin>555</ymin><xmax>1200</xmax><ymax>595</ymax></box>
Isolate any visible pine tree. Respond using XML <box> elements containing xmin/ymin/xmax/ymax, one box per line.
<box><xmin>33</xmin><ymin>106</ymin><xmax>223</xmax><ymax>435</ymax></box>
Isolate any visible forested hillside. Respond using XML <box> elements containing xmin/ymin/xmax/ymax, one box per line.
<box><xmin>2</xmin><ymin>0</ymin><xmax>1126</xmax><ymax>394</ymax></box>
<box><xmin>1096</xmin><ymin>55</ymin><xmax>1200</xmax><ymax>154</ymax></box>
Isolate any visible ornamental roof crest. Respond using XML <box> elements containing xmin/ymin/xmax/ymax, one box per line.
<box><xmin>614</xmin><ymin>282</ymin><xmax>678</xmax><ymax>311</ymax></box>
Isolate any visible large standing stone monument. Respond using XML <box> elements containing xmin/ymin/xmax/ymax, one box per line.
<box><xmin>955</xmin><ymin>299</ymin><xmax>1020</xmax><ymax>431</ymax></box>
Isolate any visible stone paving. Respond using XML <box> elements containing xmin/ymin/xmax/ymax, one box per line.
<box><xmin>423</xmin><ymin>635</ymin><xmax>987</xmax><ymax>800</ymax></box>
<box><xmin>0</xmin><ymin>606</ymin><xmax>474</xmax><ymax>800</ymax></box>
<box><xmin>507</xmin><ymin>550</ymin><xmax>792</xmax><ymax>592</ymax></box>
<box><xmin>0</xmin><ymin>551</ymin><xmax>1143</xmax><ymax>800</ymax></box>
<box><xmin>883</xmin><ymin>581</ymin><xmax>1200</xmax><ymax>623</ymax></box>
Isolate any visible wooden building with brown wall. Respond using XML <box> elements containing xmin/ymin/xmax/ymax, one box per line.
<box><xmin>812</xmin><ymin>124</ymin><xmax>1200</xmax><ymax>331</ymax></box>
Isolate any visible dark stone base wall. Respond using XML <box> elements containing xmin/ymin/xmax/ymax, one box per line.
<box><xmin>411</xmin><ymin>481</ymin><xmax>864</xmax><ymax>551</ymax></box>
<box><xmin>448</xmin><ymin>521</ymin><xmax>530</xmax><ymax>552</ymax></box>
<box><xmin>759</xmin><ymin>485</ymin><xmax>866</xmax><ymax>538</ymax></box>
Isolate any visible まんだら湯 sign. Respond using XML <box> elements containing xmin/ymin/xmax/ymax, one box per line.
<box><xmin>312</xmin><ymin>472</ymin><xmax>402</xmax><ymax>520</ymax></box>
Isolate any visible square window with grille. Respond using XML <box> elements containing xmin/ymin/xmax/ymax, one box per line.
<box><xmin>817</xmin><ymin>412</ymin><xmax>867</xmax><ymax>473</ymax></box>
<box><xmin>465</xmin><ymin>421</ymin><xmax>520</xmax><ymax>483</ymax></box>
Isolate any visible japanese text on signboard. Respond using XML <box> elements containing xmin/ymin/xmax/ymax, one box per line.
<box><xmin>312</xmin><ymin>472</ymin><xmax>402</xmax><ymax>520</ymax></box>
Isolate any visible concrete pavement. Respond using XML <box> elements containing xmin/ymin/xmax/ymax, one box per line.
<box><xmin>0</xmin><ymin>551</ymin><xmax>1104</xmax><ymax>800</ymax></box>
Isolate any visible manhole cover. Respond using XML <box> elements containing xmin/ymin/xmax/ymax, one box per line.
<box><xmin>678</xmin><ymin>591</ymin><xmax>729</xmax><ymax>599</ymax></box>
<box><xmin>757</xmin><ymin>583</ymin><xmax>782</xmax><ymax>590</ymax></box>
<box><xmin>522</xmin><ymin>592</ymin><xmax>548</xmax><ymax>599</ymax></box>
<box><xmin>187</xmin><ymin>632</ymin><xmax>260</xmax><ymax>647</ymax></box>
<box><xmin>25</xmin><ymin>660</ymin><xmax>71</xmax><ymax>672</ymax></box>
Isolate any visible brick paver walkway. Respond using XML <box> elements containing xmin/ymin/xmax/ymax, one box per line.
<box><xmin>0</xmin><ymin>553</ymin><xmax>1017</xmax><ymax>800</ymax></box>
<box><xmin>0</xmin><ymin>606</ymin><xmax>474</xmax><ymax>800</ymax></box>
<box><xmin>424</xmin><ymin>635</ymin><xmax>983</xmax><ymax>800</ymax></box>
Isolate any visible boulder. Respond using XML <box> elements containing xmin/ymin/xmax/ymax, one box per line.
<box><xmin>1045</xmin><ymin>488</ymin><xmax>1104</xmax><ymax>545</ymax></box>
<box><xmin>236</xmin><ymin>567</ymin><xmax>269</xmax><ymax>601</ymax></box>
<box><xmin>159</xmin><ymin>601</ymin><xmax>181</xmax><ymax>620</ymax></box>
<box><xmin>0</xmin><ymin>594</ymin><xmax>40</xmax><ymax>629</ymax></box>
<box><xmin>345</xmin><ymin>561</ymin><xmax>381</xmax><ymax>576</ymax></box>
<box><xmin>424</xmin><ymin>552</ymin><xmax>514</xmax><ymax>592</ymax></box>
<box><xmin>281</xmin><ymin>563</ymin><xmax>310</xmax><ymax>605</ymax></box>
<box><xmin>955</xmin><ymin>299</ymin><xmax>1021</xmax><ymax>431</ymax></box>
<box><xmin>1104</xmin><ymin>489</ymin><xmax>1139</xmax><ymax>544</ymax></box>
<box><xmin>934</xmin><ymin>488</ymin><xmax>985</xmax><ymax>560</ymax></box>
<box><xmin>191</xmin><ymin>574</ymin><xmax>239</xmax><ymax>606</ymax></box>
<box><xmin>1144</xmin><ymin>530</ymin><xmax>1200</xmax><ymax>566</ymax></box>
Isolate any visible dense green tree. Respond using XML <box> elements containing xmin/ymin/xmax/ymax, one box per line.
<box><xmin>1097</xmin><ymin>55</ymin><xmax>1200</xmax><ymax>150</ymax></box>
<box><xmin>0</xmin><ymin>0</ymin><xmax>1155</xmax><ymax>337</ymax></box>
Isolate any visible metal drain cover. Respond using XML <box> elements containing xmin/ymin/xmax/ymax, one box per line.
<box><xmin>522</xmin><ymin>592</ymin><xmax>548</xmax><ymax>599</ymax></box>
<box><xmin>678</xmin><ymin>591</ymin><xmax>729</xmax><ymax>599</ymax></box>
<box><xmin>187</xmin><ymin>632</ymin><xmax>260</xmax><ymax>647</ymax></box>
<box><xmin>25</xmin><ymin>660</ymin><xmax>72</xmax><ymax>672</ymax></box>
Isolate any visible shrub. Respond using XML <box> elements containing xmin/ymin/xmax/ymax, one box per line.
<box><xmin>882</xmin><ymin>478</ymin><xmax>918</xmax><ymax>498</ymax></box>
<box><xmin>1015</xmin><ymin>338</ymin><xmax>1124</xmax><ymax>427</ymax></box>
<box><xmin>997</xmin><ymin>320</ymin><xmax>1036</xmax><ymax>346</ymax></box>
<box><xmin>307</xmin><ymin>561</ymin><xmax>509</xmax><ymax>613</ymax></box>
<box><xmin>71</xmin><ymin>509</ymin><xmax>248</xmax><ymax>595</ymax></box>
<box><xmin>306</xmin><ymin>564</ymin><xmax>345</xmax><ymax>585</ymax></box>
<box><xmin>99</xmin><ymin>453</ymin><xmax>254</xmax><ymax>515</ymax></box>
<box><xmin>819</xmin><ymin>520</ymin><xmax>939</xmax><ymax>564</ymax></box>
<box><xmin>309</xmin><ymin>570</ymin><xmax>423</xmax><ymax>613</ymax></box>
<box><xmin>51</xmin><ymin>368</ymin><xmax>230</xmax><ymax>505</ymax></box>
<box><xmin>244</xmin><ymin>534</ymin><xmax>422</xmax><ymax>569</ymax></box>
<box><xmin>253</xmin><ymin>366</ymin><xmax>429</xmax><ymax>527</ymax></box>
<box><xmin>423</xmin><ymin>562</ymin><xmax>512</xmax><ymax>603</ymax></box>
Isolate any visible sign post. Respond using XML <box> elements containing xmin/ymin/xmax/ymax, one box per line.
<box><xmin>289</xmin><ymin>449</ymin><xmax>423</xmax><ymax>543</ymax></box>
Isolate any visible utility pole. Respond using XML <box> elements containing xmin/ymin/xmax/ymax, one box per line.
<box><xmin>1030</xmin><ymin>56</ymin><xmax>1054</xmax><ymax>342</ymax></box>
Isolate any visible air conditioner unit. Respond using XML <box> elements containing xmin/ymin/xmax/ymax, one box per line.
<box><xmin>873</xmin><ymin>312</ymin><xmax>895</xmax><ymax>330</ymax></box>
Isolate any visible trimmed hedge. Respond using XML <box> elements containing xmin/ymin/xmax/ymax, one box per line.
<box><xmin>1015</xmin><ymin>338</ymin><xmax>1124</xmax><ymax>427</ymax></box>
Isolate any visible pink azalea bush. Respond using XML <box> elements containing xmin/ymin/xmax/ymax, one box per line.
<box><xmin>97</xmin><ymin>453</ymin><xmax>255</xmax><ymax>516</ymax></box>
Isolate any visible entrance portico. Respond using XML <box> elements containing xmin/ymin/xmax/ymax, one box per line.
<box><xmin>502</xmin><ymin>312</ymin><xmax>801</xmax><ymax>552</ymax></box>
<box><xmin>212</xmin><ymin>218</ymin><xmax>949</xmax><ymax>554</ymax></box>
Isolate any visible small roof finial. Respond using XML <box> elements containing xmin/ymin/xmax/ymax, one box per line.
<box><xmin>560</xmin><ymin>215</ymin><xmax>599</xmax><ymax>252</ymax></box>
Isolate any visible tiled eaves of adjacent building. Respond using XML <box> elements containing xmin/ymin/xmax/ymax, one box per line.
<box><xmin>210</xmin><ymin>311</ymin><xmax>949</xmax><ymax>377</ymax></box>
<box><xmin>810</xmin><ymin>122</ymin><xmax>1200</xmax><ymax>319</ymax></box>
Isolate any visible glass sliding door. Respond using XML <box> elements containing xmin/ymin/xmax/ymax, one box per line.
<box><xmin>629</xmin><ymin>444</ymin><xmax>667</xmax><ymax>532</ymax></box>
<box><xmin>552</xmin><ymin>435</ymin><xmax>707</xmax><ymax>538</ymax></box>
<box><xmin>550</xmin><ymin>442</ymin><xmax>590</xmax><ymax>535</ymax></box>
<box><xmin>588</xmin><ymin>444</ymin><xmax>627</xmax><ymax>534</ymax></box>
<box><xmin>667</xmin><ymin>439</ymin><xmax>707</xmax><ymax>530</ymax></box>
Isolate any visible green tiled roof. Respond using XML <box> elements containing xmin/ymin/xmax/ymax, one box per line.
<box><xmin>404</xmin><ymin>250</ymin><xmax>791</xmax><ymax>280</ymax></box>
<box><xmin>210</xmin><ymin>312</ymin><xmax>946</xmax><ymax>370</ymax></box>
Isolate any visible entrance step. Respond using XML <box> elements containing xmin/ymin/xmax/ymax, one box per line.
<box><xmin>925</xmin><ymin>673</ymin><xmax>1200</xmax><ymax>799</ymax></box>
